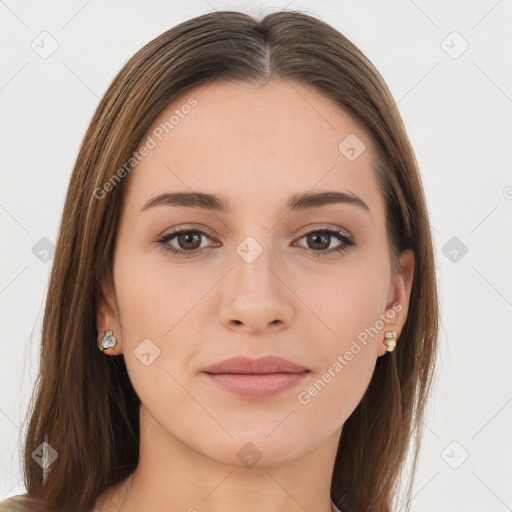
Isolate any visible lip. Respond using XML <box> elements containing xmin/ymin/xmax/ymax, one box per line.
<box><xmin>202</xmin><ymin>356</ymin><xmax>310</xmax><ymax>399</ymax></box>
<box><xmin>202</xmin><ymin>355</ymin><xmax>309</xmax><ymax>374</ymax></box>
<box><xmin>205</xmin><ymin>372</ymin><xmax>309</xmax><ymax>399</ymax></box>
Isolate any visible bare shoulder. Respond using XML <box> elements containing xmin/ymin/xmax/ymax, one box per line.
<box><xmin>91</xmin><ymin>480</ymin><xmax>128</xmax><ymax>512</ymax></box>
<box><xmin>331</xmin><ymin>500</ymin><xmax>343</xmax><ymax>512</ymax></box>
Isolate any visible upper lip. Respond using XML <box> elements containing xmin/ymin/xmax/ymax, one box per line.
<box><xmin>203</xmin><ymin>356</ymin><xmax>309</xmax><ymax>374</ymax></box>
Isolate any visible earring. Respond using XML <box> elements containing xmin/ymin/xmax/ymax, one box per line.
<box><xmin>97</xmin><ymin>329</ymin><xmax>117</xmax><ymax>352</ymax></box>
<box><xmin>384</xmin><ymin>331</ymin><xmax>397</xmax><ymax>352</ymax></box>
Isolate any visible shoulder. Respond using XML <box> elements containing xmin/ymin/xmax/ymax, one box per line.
<box><xmin>331</xmin><ymin>500</ymin><xmax>343</xmax><ymax>512</ymax></box>
<box><xmin>0</xmin><ymin>494</ymin><xmax>50</xmax><ymax>512</ymax></box>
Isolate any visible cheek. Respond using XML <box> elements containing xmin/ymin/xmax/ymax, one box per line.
<box><xmin>295</xmin><ymin>255</ymin><xmax>390</xmax><ymax>341</ymax></box>
<box><xmin>295</xmin><ymin>257</ymin><xmax>389</xmax><ymax>394</ymax></box>
<box><xmin>294</xmin><ymin>274</ymin><xmax>384</xmax><ymax>424</ymax></box>
<box><xmin>114</xmin><ymin>252</ymin><xmax>194</xmax><ymax>334</ymax></box>
<box><xmin>109</xmin><ymin>244</ymin><xmax>387</xmax><ymax>461</ymax></box>
<box><xmin>112</xmin><ymin>253</ymin><xmax>205</xmax><ymax>376</ymax></box>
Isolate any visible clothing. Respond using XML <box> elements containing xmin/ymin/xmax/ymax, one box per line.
<box><xmin>0</xmin><ymin>493</ymin><xmax>343</xmax><ymax>511</ymax></box>
<box><xmin>0</xmin><ymin>494</ymin><xmax>49</xmax><ymax>512</ymax></box>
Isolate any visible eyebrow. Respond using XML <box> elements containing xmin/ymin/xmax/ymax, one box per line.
<box><xmin>139</xmin><ymin>190</ymin><xmax>370</xmax><ymax>214</ymax></box>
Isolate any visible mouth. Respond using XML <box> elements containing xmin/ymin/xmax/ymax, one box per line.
<box><xmin>203</xmin><ymin>372</ymin><xmax>310</xmax><ymax>399</ymax></box>
<box><xmin>202</xmin><ymin>355</ymin><xmax>309</xmax><ymax>374</ymax></box>
<box><xmin>202</xmin><ymin>355</ymin><xmax>310</xmax><ymax>399</ymax></box>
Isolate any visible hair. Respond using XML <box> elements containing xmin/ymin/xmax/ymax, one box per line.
<box><xmin>19</xmin><ymin>9</ymin><xmax>439</xmax><ymax>512</ymax></box>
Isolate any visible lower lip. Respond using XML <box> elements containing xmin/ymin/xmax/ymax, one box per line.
<box><xmin>204</xmin><ymin>372</ymin><xmax>310</xmax><ymax>399</ymax></box>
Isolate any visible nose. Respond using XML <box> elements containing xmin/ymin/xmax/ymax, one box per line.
<box><xmin>218</xmin><ymin>245</ymin><xmax>294</xmax><ymax>334</ymax></box>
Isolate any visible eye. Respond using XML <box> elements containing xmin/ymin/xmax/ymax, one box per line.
<box><xmin>154</xmin><ymin>224</ymin><xmax>356</xmax><ymax>257</ymax></box>
<box><xmin>154</xmin><ymin>227</ymin><xmax>217</xmax><ymax>256</ymax></box>
<box><xmin>293</xmin><ymin>225</ymin><xmax>356</xmax><ymax>257</ymax></box>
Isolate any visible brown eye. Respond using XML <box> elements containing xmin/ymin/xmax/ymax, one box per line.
<box><xmin>295</xmin><ymin>226</ymin><xmax>356</xmax><ymax>257</ymax></box>
<box><xmin>155</xmin><ymin>225</ymin><xmax>356</xmax><ymax>258</ymax></box>
<box><xmin>305</xmin><ymin>232</ymin><xmax>330</xmax><ymax>251</ymax></box>
<box><xmin>156</xmin><ymin>228</ymin><xmax>214</xmax><ymax>255</ymax></box>
<box><xmin>176</xmin><ymin>232</ymin><xmax>202</xmax><ymax>251</ymax></box>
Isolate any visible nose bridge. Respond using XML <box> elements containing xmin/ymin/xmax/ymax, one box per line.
<box><xmin>232</xmin><ymin>231</ymin><xmax>280</xmax><ymax>294</ymax></box>
<box><xmin>218</xmin><ymin>228</ymin><xmax>294</xmax><ymax>330</ymax></box>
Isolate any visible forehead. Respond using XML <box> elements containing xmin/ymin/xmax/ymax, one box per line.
<box><xmin>124</xmin><ymin>79</ymin><xmax>384</xmax><ymax>218</ymax></box>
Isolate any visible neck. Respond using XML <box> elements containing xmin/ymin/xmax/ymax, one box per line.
<box><xmin>97</xmin><ymin>404</ymin><xmax>342</xmax><ymax>512</ymax></box>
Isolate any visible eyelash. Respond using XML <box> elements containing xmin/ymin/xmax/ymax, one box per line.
<box><xmin>154</xmin><ymin>225</ymin><xmax>356</xmax><ymax>258</ymax></box>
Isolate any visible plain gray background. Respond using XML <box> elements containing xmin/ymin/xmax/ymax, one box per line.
<box><xmin>1</xmin><ymin>0</ymin><xmax>511</xmax><ymax>510</ymax></box>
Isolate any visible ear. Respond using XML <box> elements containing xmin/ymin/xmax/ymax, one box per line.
<box><xmin>377</xmin><ymin>248</ymin><xmax>415</xmax><ymax>357</ymax></box>
<box><xmin>96</xmin><ymin>275</ymin><xmax>123</xmax><ymax>356</ymax></box>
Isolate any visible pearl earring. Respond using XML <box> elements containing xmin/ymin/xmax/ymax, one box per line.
<box><xmin>384</xmin><ymin>331</ymin><xmax>397</xmax><ymax>352</ymax></box>
<box><xmin>97</xmin><ymin>329</ymin><xmax>117</xmax><ymax>352</ymax></box>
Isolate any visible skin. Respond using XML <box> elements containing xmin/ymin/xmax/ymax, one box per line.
<box><xmin>94</xmin><ymin>79</ymin><xmax>414</xmax><ymax>512</ymax></box>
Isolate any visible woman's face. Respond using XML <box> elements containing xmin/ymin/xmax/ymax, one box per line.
<box><xmin>97</xmin><ymin>79</ymin><xmax>414</xmax><ymax>467</ymax></box>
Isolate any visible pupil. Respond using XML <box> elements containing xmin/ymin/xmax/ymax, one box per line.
<box><xmin>175</xmin><ymin>232</ymin><xmax>332</xmax><ymax>252</ymax></box>
<box><xmin>309</xmin><ymin>233</ymin><xmax>328</xmax><ymax>250</ymax></box>
<box><xmin>179</xmin><ymin>233</ymin><xmax>200</xmax><ymax>250</ymax></box>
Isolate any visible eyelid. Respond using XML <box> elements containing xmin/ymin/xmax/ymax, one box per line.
<box><xmin>155</xmin><ymin>222</ymin><xmax>356</xmax><ymax>258</ymax></box>
<box><xmin>159</xmin><ymin>223</ymin><xmax>352</xmax><ymax>240</ymax></box>
<box><xmin>295</xmin><ymin>223</ymin><xmax>352</xmax><ymax>239</ymax></box>
<box><xmin>158</xmin><ymin>224</ymin><xmax>217</xmax><ymax>241</ymax></box>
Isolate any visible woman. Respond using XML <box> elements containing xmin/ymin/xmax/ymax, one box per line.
<box><xmin>0</xmin><ymin>9</ymin><xmax>439</xmax><ymax>512</ymax></box>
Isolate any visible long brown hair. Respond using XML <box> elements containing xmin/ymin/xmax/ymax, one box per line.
<box><xmin>20</xmin><ymin>9</ymin><xmax>439</xmax><ymax>512</ymax></box>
